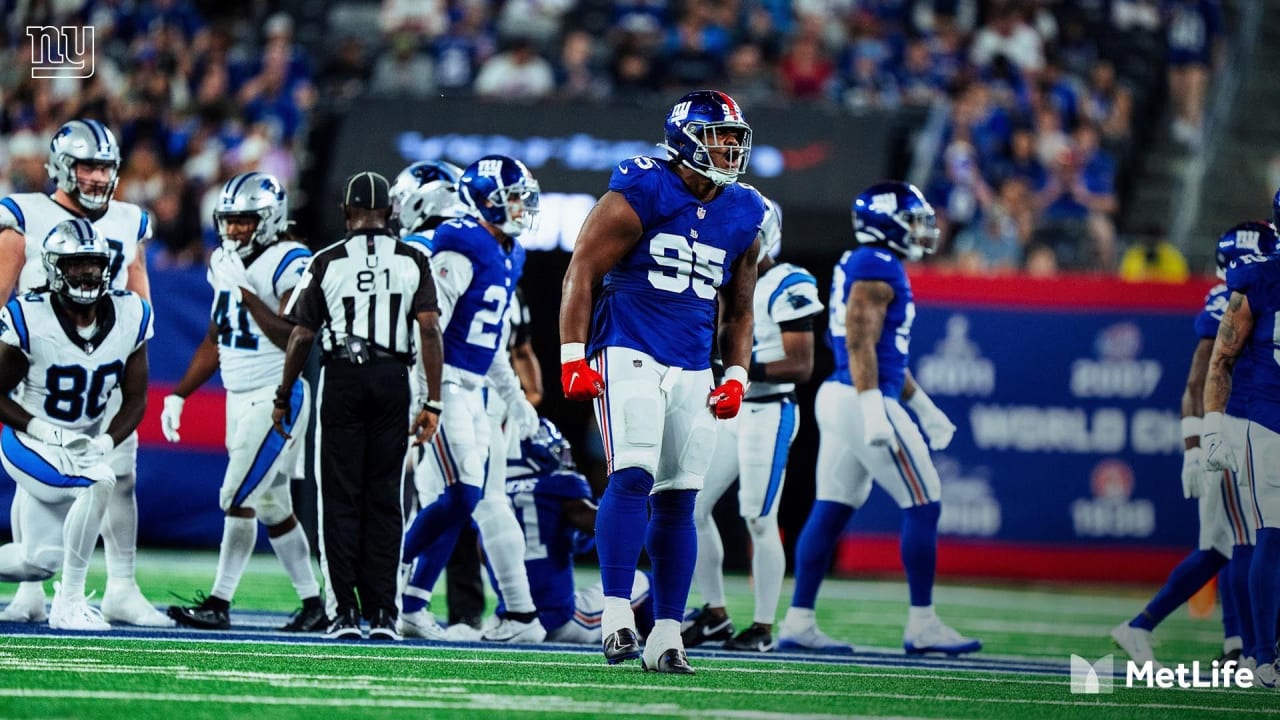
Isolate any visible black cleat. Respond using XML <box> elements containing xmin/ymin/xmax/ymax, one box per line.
<box><xmin>1215</xmin><ymin>647</ymin><xmax>1243</xmax><ymax>666</ymax></box>
<box><xmin>680</xmin><ymin>604</ymin><xmax>734</xmax><ymax>648</ymax></box>
<box><xmin>279</xmin><ymin>600</ymin><xmax>330</xmax><ymax>632</ymax></box>
<box><xmin>724</xmin><ymin>624</ymin><xmax>776</xmax><ymax>653</ymax></box>
<box><xmin>167</xmin><ymin>591</ymin><xmax>231</xmax><ymax>630</ymax></box>
<box><xmin>325</xmin><ymin>606</ymin><xmax>363</xmax><ymax>640</ymax></box>
<box><xmin>603</xmin><ymin>628</ymin><xmax>643</xmax><ymax>664</ymax></box>
<box><xmin>642</xmin><ymin>648</ymin><xmax>696</xmax><ymax>675</ymax></box>
<box><xmin>368</xmin><ymin>608</ymin><xmax>401</xmax><ymax>641</ymax></box>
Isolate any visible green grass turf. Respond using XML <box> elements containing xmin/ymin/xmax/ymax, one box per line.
<box><xmin>1</xmin><ymin>549</ymin><xmax>1274</xmax><ymax>719</ymax></box>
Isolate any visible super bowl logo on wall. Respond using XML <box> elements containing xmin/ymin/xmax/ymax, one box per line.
<box><xmin>1070</xmin><ymin>459</ymin><xmax>1155</xmax><ymax>539</ymax></box>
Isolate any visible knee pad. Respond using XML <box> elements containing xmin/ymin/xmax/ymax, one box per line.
<box><xmin>28</xmin><ymin>546</ymin><xmax>61</xmax><ymax>577</ymax></box>
<box><xmin>746</xmin><ymin>514</ymin><xmax>778</xmax><ymax>540</ymax></box>
<box><xmin>255</xmin><ymin>501</ymin><xmax>291</xmax><ymax>528</ymax></box>
<box><xmin>471</xmin><ymin>496</ymin><xmax>516</xmax><ymax>529</ymax></box>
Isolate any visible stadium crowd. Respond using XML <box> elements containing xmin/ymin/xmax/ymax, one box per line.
<box><xmin>1</xmin><ymin>0</ymin><xmax>1223</xmax><ymax>277</ymax></box>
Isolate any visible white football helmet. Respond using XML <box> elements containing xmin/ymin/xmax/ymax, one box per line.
<box><xmin>46</xmin><ymin>120</ymin><xmax>121</xmax><ymax>212</ymax></box>
<box><xmin>391</xmin><ymin>160</ymin><xmax>467</xmax><ymax>237</ymax></box>
<box><xmin>42</xmin><ymin>218</ymin><xmax>112</xmax><ymax>304</ymax></box>
<box><xmin>214</xmin><ymin>172</ymin><xmax>289</xmax><ymax>258</ymax></box>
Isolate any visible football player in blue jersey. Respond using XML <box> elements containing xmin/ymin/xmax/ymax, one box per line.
<box><xmin>506</xmin><ymin>419</ymin><xmax>655</xmax><ymax>643</ymax></box>
<box><xmin>398</xmin><ymin>154</ymin><xmax>544</xmax><ymax>643</ymax></box>
<box><xmin>684</xmin><ymin>195</ymin><xmax>823</xmax><ymax>653</ymax></box>
<box><xmin>1204</xmin><ymin>212</ymin><xmax>1280</xmax><ymax>688</ymax></box>
<box><xmin>559</xmin><ymin>90</ymin><xmax>766</xmax><ymax>673</ymax></box>
<box><xmin>1112</xmin><ymin>221</ymin><xmax>1273</xmax><ymax>668</ymax></box>
<box><xmin>778</xmin><ymin>181</ymin><xmax>980</xmax><ymax>657</ymax></box>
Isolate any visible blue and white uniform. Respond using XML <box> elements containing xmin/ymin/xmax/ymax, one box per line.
<box><xmin>1226</xmin><ymin>256</ymin><xmax>1280</xmax><ymax>526</ymax></box>
<box><xmin>587</xmin><ymin>156</ymin><xmax>765</xmax><ymax>491</ymax></box>
<box><xmin>211</xmin><ymin>242</ymin><xmax>311</xmax><ymax>521</ymax></box>
<box><xmin>1194</xmin><ymin>283</ymin><xmax>1256</xmax><ymax>550</ymax></box>
<box><xmin>505</xmin><ymin>459</ymin><xmax>651</xmax><ymax>643</ymax></box>
<box><xmin>0</xmin><ymin>290</ymin><xmax>150</xmax><ymax>575</ymax></box>
<box><xmin>816</xmin><ymin>246</ymin><xmax>941</xmax><ymax>509</ymax></box>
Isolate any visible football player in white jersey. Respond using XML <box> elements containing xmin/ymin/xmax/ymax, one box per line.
<box><xmin>683</xmin><ymin>196</ymin><xmax>822</xmax><ymax>653</ymax></box>
<box><xmin>159</xmin><ymin>172</ymin><xmax>327</xmax><ymax>632</ymax></box>
<box><xmin>0</xmin><ymin>219</ymin><xmax>152</xmax><ymax>629</ymax></box>
<box><xmin>0</xmin><ymin>119</ymin><xmax>167</xmax><ymax>626</ymax></box>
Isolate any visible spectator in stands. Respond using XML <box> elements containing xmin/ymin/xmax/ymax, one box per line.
<box><xmin>897</xmin><ymin>38</ymin><xmax>947</xmax><ymax>107</ymax></box>
<box><xmin>778</xmin><ymin>31</ymin><xmax>834</xmax><ymax>103</ymax></box>
<box><xmin>5</xmin><ymin>131</ymin><xmax>49</xmax><ymax>194</ymax></box>
<box><xmin>990</xmin><ymin>127</ymin><xmax>1046</xmax><ymax>189</ymax></box>
<box><xmin>148</xmin><ymin>169</ymin><xmax>205</xmax><ymax>269</ymax></box>
<box><xmin>1118</xmin><ymin>227</ymin><xmax>1190</xmax><ymax>282</ymax></box>
<box><xmin>1032</xmin><ymin>122</ymin><xmax>1117</xmax><ymax>272</ymax></box>
<box><xmin>117</xmin><ymin>140</ymin><xmax>166</xmax><ymax>208</ymax></box>
<box><xmin>498</xmin><ymin>0</ymin><xmax>576</xmax><ymax>47</ymax></box>
<box><xmin>555</xmin><ymin>30</ymin><xmax>610</xmax><ymax>101</ymax></box>
<box><xmin>1083</xmin><ymin>61</ymin><xmax>1134</xmax><ymax>144</ymax></box>
<box><xmin>318</xmin><ymin>36</ymin><xmax>372</xmax><ymax>105</ymax></box>
<box><xmin>610</xmin><ymin>49</ymin><xmax>659</xmax><ymax>103</ymax></box>
<box><xmin>954</xmin><ymin>176</ymin><xmax>1034</xmax><ymax>274</ymax></box>
<box><xmin>722</xmin><ymin>43</ymin><xmax>775</xmax><ymax>109</ymax></box>
<box><xmin>431</xmin><ymin>3</ymin><xmax>496</xmax><ymax>95</ymax></box>
<box><xmin>1024</xmin><ymin>242</ymin><xmax>1059</xmax><ymax>277</ymax></box>
<box><xmin>371</xmin><ymin>32</ymin><xmax>436</xmax><ymax>98</ymax></box>
<box><xmin>381</xmin><ymin>0</ymin><xmax>448</xmax><ymax>39</ymax></box>
<box><xmin>657</xmin><ymin>6</ymin><xmax>728</xmax><ymax>92</ymax></box>
<box><xmin>968</xmin><ymin>5</ymin><xmax>1044</xmax><ymax>75</ymax></box>
<box><xmin>474</xmin><ymin>36</ymin><xmax>556</xmax><ymax>100</ymax></box>
<box><xmin>1164</xmin><ymin>0</ymin><xmax>1222</xmax><ymax>148</ymax></box>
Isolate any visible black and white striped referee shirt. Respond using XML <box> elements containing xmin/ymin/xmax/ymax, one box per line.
<box><xmin>284</xmin><ymin>229</ymin><xmax>438</xmax><ymax>358</ymax></box>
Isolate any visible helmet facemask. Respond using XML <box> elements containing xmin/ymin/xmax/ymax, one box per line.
<box><xmin>901</xmin><ymin>207</ymin><xmax>940</xmax><ymax>260</ymax></box>
<box><xmin>64</xmin><ymin>158</ymin><xmax>119</xmax><ymax>212</ymax></box>
<box><xmin>47</xmin><ymin>252</ymin><xmax>110</xmax><ymax>305</ymax></box>
<box><xmin>215</xmin><ymin>211</ymin><xmax>267</xmax><ymax>258</ymax></box>
<box><xmin>488</xmin><ymin>178</ymin><xmax>540</xmax><ymax>237</ymax></box>
<box><xmin>680</xmin><ymin>122</ymin><xmax>752</xmax><ymax>187</ymax></box>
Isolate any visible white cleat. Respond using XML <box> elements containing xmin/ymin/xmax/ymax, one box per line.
<box><xmin>48</xmin><ymin>583</ymin><xmax>110</xmax><ymax>631</ymax></box>
<box><xmin>1254</xmin><ymin>661</ymin><xmax>1278</xmax><ymax>689</ymax></box>
<box><xmin>482</xmin><ymin>616</ymin><xmax>546</xmax><ymax>643</ymax></box>
<box><xmin>398</xmin><ymin>608</ymin><xmax>448</xmax><ymax>640</ymax></box>
<box><xmin>904</xmin><ymin>618</ymin><xmax>982</xmax><ymax>656</ymax></box>
<box><xmin>1110</xmin><ymin>622</ymin><xmax>1158</xmax><ymax>667</ymax></box>
<box><xmin>101</xmin><ymin>580</ymin><xmax>175</xmax><ymax>627</ymax></box>
<box><xmin>776</xmin><ymin>620</ymin><xmax>854</xmax><ymax>655</ymax></box>
<box><xmin>0</xmin><ymin>582</ymin><xmax>49</xmax><ymax>623</ymax></box>
<box><xmin>443</xmin><ymin>622</ymin><xmax>483</xmax><ymax>641</ymax></box>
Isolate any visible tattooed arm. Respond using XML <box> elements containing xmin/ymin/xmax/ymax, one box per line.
<box><xmin>1204</xmin><ymin>291</ymin><xmax>1252</xmax><ymax>413</ymax></box>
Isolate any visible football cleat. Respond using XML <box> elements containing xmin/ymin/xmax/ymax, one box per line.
<box><xmin>724</xmin><ymin>624</ymin><xmax>776</xmax><ymax>653</ymax></box>
<box><xmin>482</xmin><ymin>615</ymin><xmax>547</xmax><ymax>643</ymax></box>
<box><xmin>1215</xmin><ymin>647</ymin><xmax>1243</xmax><ymax>667</ymax></box>
<box><xmin>904</xmin><ymin>619</ymin><xmax>982</xmax><ymax>656</ymax></box>
<box><xmin>398</xmin><ymin>608</ymin><xmax>448</xmax><ymax>640</ymax></box>
<box><xmin>368</xmin><ymin>609</ymin><xmax>402</xmax><ymax>641</ymax></box>
<box><xmin>603</xmin><ymin>628</ymin><xmax>643</xmax><ymax>664</ymax></box>
<box><xmin>680</xmin><ymin>605</ymin><xmax>734</xmax><ymax>648</ymax></box>
<box><xmin>642</xmin><ymin>647</ymin><xmax>696</xmax><ymax>675</ymax></box>
<box><xmin>279</xmin><ymin>601</ymin><xmax>330</xmax><ymax>632</ymax></box>
<box><xmin>1254</xmin><ymin>661</ymin><xmax>1278</xmax><ymax>688</ymax></box>
<box><xmin>103</xmin><ymin>580</ymin><xmax>174</xmax><ymax>627</ymax></box>
<box><xmin>1110</xmin><ymin>623</ymin><xmax>1157</xmax><ymax>667</ymax></box>
<box><xmin>0</xmin><ymin>582</ymin><xmax>48</xmax><ymax>622</ymax></box>
<box><xmin>325</xmin><ymin>607</ymin><xmax>363</xmax><ymax>640</ymax></box>
<box><xmin>777</xmin><ymin>620</ymin><xmax>854</xmax><ymax>655</ymax></box>
<box><xmin>48</xmin><ymin>583</ymin><xmax>110</xmax><ymax>631</ymax></box>
<box><xmin>168</xmin><ymin>591</ymin><xmax>231</xmax><ymax>630</ymax></box>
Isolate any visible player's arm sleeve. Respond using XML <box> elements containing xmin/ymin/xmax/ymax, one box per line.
<box><xmin>768</xmin><ymin>271</ymin><xmax>824</xmax><ymax>324</ymax></box>
<box><xmin>272</xmin><ymin>246</ymin><xmax>312</xmax><ymax>297</ymax></box>
<box><xmin>403</xmin><ymin>234</ymin><xmax>432</xmax><ymax>257</ymax></box>
<box><xmin>0</xmin><ymin>198</ymin><xmax>24</xmax><ymax>233</ymax></box>
<box><xmin>0</xmin><ymin>301</ymin><xmax>30</xmax><ymax>358</ymax></box>
<box><xmin>283</xmin><ymin>255</ymin><xmax>329</xmax><ymax>331</ymax></box>
<box><xmin>427</xmin><ymin>250</ymin><xmax>472</xmax><ymax>329</ymax></box>
<box><xmin>487</xmin><ymin>313</ymin><xmax>523</xmax><ymax>404</ymax></box>
<box><xmin>137</xmin><ymin>208</ymin><xmax>152</xmax><ymax>244</ymax></box>
<box><xmin>133</xmin><ymin>296</ymin><xmax>155</xmax><ymax>352</ymax></box>
<box><xmin>606</xmin><ymin>158</ymin><xmax>659</xmax><ymax>226</ymax></box>
<box><xmin>1225</xmin><ymin>262</ymin><xmax>1253</xmax><ymax>295</ymax></box>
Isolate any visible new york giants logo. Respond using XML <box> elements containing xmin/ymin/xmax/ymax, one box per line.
<box><xmin>477</xmin><ymin>159</ymin><xmax>503</xmax><ymax>177</ymax></box>
<box><xmin>27</xmin><ymin>26</ymin><xmax>95</xmax><ymax>79</ymax></box>
<box><xmin>869</xmin><ymin>193</ymin><xmax>898</xmax><ymax>214</ymax></box>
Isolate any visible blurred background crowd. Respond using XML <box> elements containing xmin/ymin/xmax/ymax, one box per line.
<box><xmin>0</xmin><ymin>0</ymin><xmax>1234</xmax><ymax>278</ymax></box>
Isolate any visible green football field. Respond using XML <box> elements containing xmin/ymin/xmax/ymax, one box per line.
<box><xmin>0</xmin><ymin>550</ymin><xmax>1274</xmax><ymax>719</ymax></box>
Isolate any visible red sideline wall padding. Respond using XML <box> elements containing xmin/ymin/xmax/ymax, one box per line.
<box><xmin>908</xmin><ymin>268</ymin><xmax>1217</xmax><ymax>312</ymax></box>
<box><xmin>136</xmin><ymin>386</ymin><xmax>226</xmax><ymax>451</ymax></box>
<box><xmin>836</xmin><ymin>535</ymin><xmax>1186</xmax><ymax>584</ymax></box>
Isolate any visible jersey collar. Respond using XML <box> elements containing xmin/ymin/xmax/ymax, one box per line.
<box><xmin>51</xmin><ymin>293</ymin><xmax>116</xmax><ymax>354</ymax></box>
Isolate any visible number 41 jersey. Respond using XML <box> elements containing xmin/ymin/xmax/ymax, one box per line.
<box><xmin>588</xmin><ymin>157</ymin><xmax>765</xmax><ymax>370</ymax></box>
<box><xmin>0</xmin><ymin>290</ymin><xmax>153</xmax><ymax>436</ymax></box>
<box><xmin>212</xmin><ymin>242</ymin><xmax>311</xmax><ymax>393</ymax></box>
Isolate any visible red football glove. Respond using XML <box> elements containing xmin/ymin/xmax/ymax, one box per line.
<box><xmin>708</xmin><ymin>366</ymin><xmax>748</xmax><ymax>419</ymax></box>
<box><xmin>560</xmin><ymin>343</ymin><xmax>605</xmax><ymax>402</ymax></box>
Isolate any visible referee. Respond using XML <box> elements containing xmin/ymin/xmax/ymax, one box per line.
<box><xmin>272</xmin><ymin>171</ymin><xmax>444</xmax><ymax>641</ymax></box>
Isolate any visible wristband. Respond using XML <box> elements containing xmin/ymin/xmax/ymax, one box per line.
<box><xmin>748</xmin><ymin>362</ymin><xmax>769</xmax><ymax>382</ymax></box>
<box><xmin>1180</xmin><ymin>416</ymin><xmax>1202</xmax><ymax>441</ymax></box>
<box><xmin>723</xmin><ymin>365</ymin><xmax>748</xmax><ymax>385</ymax></box>
<box><xmin>423</xmin><ymin>399</ymin><xmax>444</xmax><ymax>416</ymax></box>
<box><xmin>560</xmin><ymin>342</ymin><xmax>586</xmax><ymax>364</ymax></box>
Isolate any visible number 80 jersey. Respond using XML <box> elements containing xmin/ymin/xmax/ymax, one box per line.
<box><xmin>588</xmin><ymin>156</ymin><xmax>765</xmax><ymax>370</ymax></box>
<box><xmin>0</xmin><ymin>290</ymin><xmax>153</xmax><ymax>436</ymax></box>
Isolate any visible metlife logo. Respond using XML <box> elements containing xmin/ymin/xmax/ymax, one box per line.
<box><xmin>1069</xmin><ymin>655</ymin><xmax>1255</xmax><ymax>694</ymax></box>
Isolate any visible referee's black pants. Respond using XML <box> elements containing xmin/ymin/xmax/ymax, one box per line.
<box><xmin>316</xmin><ymin>357</ymin><xmax>409</xmax><ymax>620</ymax></box>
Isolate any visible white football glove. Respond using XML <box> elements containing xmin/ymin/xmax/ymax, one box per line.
<box><xmin>507</xmin><ymin>396</ymin><xmax>540</xmax><ymax>440</ymax></box>
<box><xmin>161</xmin><ymin>394</ymin><xmax>185</xmax><ymax>443</ymax></box>
<box><xmin>906</xmin><ymin>387</ymin><xmax>956</xmax><ymax>451</ymax></box>
<box><xmin>1180</xmin><ymin>446</ymin><xmax>1204</xmax><ymax>499</ymax></box>
<box><xmin>209</xmin><ymin>246</ymin><xmax>250</xmax><ymax>301</ymax></box>
<box><xmin>70</xmin><ymin>434</ymin><xmax>115</xmax><ymax>470</ymax></box>
<box><xmin>858</xmin><ymin>389</ymin><xmax>899</xmax><ymax>452</ymax></box>
<box><xmin>1201</xmin><ymin>412</ymin><xmax>1238</xmax><ymax>473</ymax></box>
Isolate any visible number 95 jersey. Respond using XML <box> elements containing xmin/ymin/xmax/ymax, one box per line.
<box><xmin>0</xmin><ymin>290</ymin><xmax>153</xmax><ymax>436</ymax></box>
<box><xmin>587</xmin><ymin>156</ymin><xmax>765</xmax><ymax>370</ymax></box>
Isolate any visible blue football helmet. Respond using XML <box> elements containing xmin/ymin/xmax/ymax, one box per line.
<box><xmin>1215</xmin><ymin>220</ymin><xmax>1279</xmax><ymax>279</ymax></box>
<box><xmin>662</xmin><ymin>90</ymin><xmax>752</xmax><ymax>187</ymax></box>
<box><xmin>391</xmin><ymin>160</ymin><xmax>467</xmax><ymax>236</ymax></box>
<box><xmin>458</xmin><ymin>154</ymin><xmax>540</xmax><ymax>237</ymax></box>
<box><xmin>519</xmin><ymin>418</ymin><xmax>574</xmax><ymax>476</ymax></box>
<box><xmin>852</xmin><ymin>181</ymin><xmax>939</xmax><ymax>260</ymax></box>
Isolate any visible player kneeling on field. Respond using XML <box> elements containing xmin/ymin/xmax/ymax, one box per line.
<box><xmin>0</xmin><ymin>220</ymin><xmax>151</xmax><ymax>630</ymax></box>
